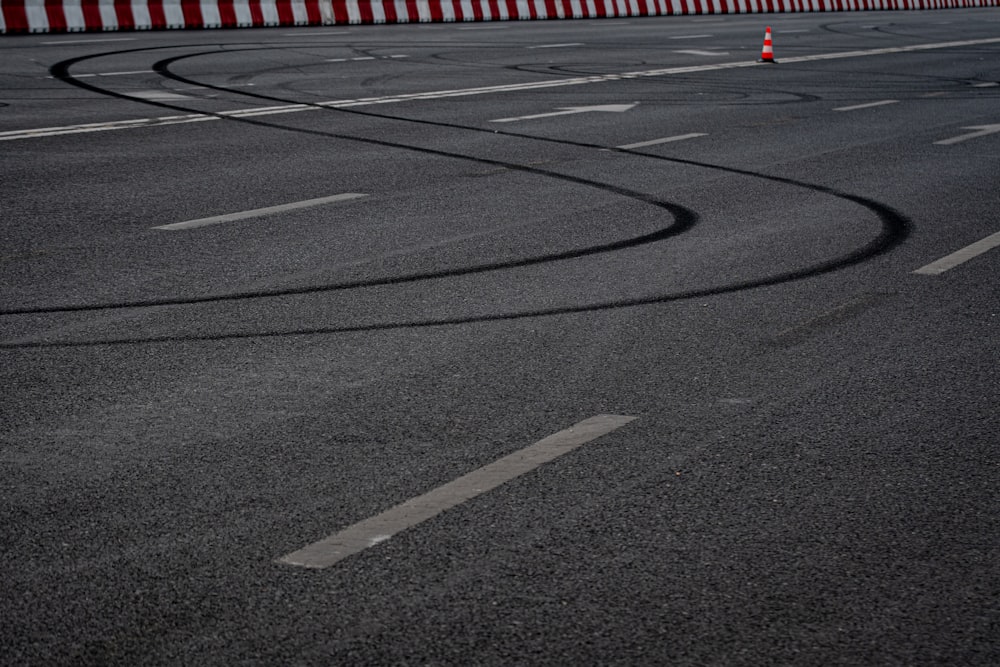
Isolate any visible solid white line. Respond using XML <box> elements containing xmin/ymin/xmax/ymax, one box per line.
<box><xmin>8</xmin><ymin>36</ymin><xmax>1000</xmax><ymax>143</ymax></box>
<box><xmin>834</xmin><ymin>100</ymin><xmax>899</xmax><ymax>111</ymax></box>
<box><xmin>41</xmin><ymin>38</ymin><xmax>136</xmax><ymax>45</ymax></box>
<box><xmin>0</xmin><ymin>114</ymin><xmax>218</xmax><ymax>140</ymax></box>
<box><xmin>154</xmin><ymin>193</ymin><xmax>367</xmax><ymax>230</ymax></box>
<box><xmin>617</xmin><ymin>133</ymin><xmax>706</xmax><ymax>149</ymax></box>
<box><xmin>912</xmin><ymin>230</ymin><xmax>1000</xmax><ymax>275</ymax></box>
<box><xmin>527</xmin><ymin>43</ymin><xmax>583</xmax><ymax>49</ymax></box>
<box><xmin>669</xmin><ymin>34</ymin><xmax>713</xmax><ymax>40</ymax></box>
<box><xmin>972</xmin><ymin>82</ymin><xmax>998</xmax><ymax>88</ymax></box>
<box><xmin>278</xmin><ymin>414</ymin><xmax>637</xmax><ymax>569</ymax></box>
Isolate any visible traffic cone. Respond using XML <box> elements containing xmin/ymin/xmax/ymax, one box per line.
<box><xmin>758</xmin><ymin>26</ymin><xmax>776</xmax><ymax>63</ymax></box>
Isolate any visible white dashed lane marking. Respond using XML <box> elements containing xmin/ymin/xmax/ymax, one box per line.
<box><xmin>154</xmin><ymin>193</ymin><xmax>368</xmax><ymax>231</ymax></box>
<box><xmin>527</xmin><ymin>43</ymin><xmax>584</xmax><ymax>49</ymax></box>
<box><xmin>130</xmin><ymin>91</ymin><xmax>193</xmax><ymax>101</ymax></box>
<box><xmin>617</xmin><ymin>133</ymin><xmax>707</xmax><ymax>149</ymax></box>
<box><xmin>833</xmin><ymin>100</ymin><xmax>899</xmax><ymax>111</ymax></box>
<box><xmin>327</xmin><ymin>55</ymin><xmax>408</xmax><ymax>63</ymax></box>
<box><xmin>278</xmin><ymin>414</ymin><xmax>637</xmax><ymax>569</ymax></box>
<box><xmin>47</xmin><ymin>70</ymin><xmax>151</xmax><ymax>79</ymax></box>
<box><xmin>935</xmin><ymin>123</ymin><xmax>1000</xmax><ymax>145</ymax></box>
<box><xmin>913</xmin><ymin>230</ymin><xmax>1000</xmax><ymax>275</ymax></box>
<box><xmin>673</xmin><ymin>50</ymin><xmax>729</xmax><ymax>57</ymax></box>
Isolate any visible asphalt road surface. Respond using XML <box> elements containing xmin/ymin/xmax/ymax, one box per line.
<box><xmin>2</xmin><ymin>10</ymin><xmax>999</xmax><ymax>665</ymax></box>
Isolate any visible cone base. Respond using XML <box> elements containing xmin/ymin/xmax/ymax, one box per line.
<box><xmin>757</xmin><ymin>58</ymin><xmax>777</xmax><ymax>63</ymax></box>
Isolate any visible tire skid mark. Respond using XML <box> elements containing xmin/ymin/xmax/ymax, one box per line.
<box><xmin>0</xmin><ymin>44</ymin><xmax>911</xmax><ymax>349</ymax></box>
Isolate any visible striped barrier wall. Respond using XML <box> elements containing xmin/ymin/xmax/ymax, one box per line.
<box><xmin>1</xmin><ymin>0</ymin><xmax>998</xmax><ymax>33</ymax></box>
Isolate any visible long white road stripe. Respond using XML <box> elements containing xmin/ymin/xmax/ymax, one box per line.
<box><xmin>834</xmin><ymin>100</ymin><xmax>899</xmax><ymax>111</ymax></box>
<box><xmin>913</xmin><ymin>230</ymin><xmax>1000</xmax><ymax>275</ymax></box>
<box><xmin>7</xmin><ymin>37</ymin><xmax>1000</xmax><ymax>143</ymax></box>
<box><xmin>154</xmin><ymin>193</ymin><xmax>367</xmax><ymax>230</ymax></box>
<box><xmin>278</xmin><ymin>414</ymin><xmax>637</xmax><ymax>569</ymax></box>
<box><xmin>617</xmin><ymin>133</ymin><xmax>706</xmax><ymax>149</ymax></box>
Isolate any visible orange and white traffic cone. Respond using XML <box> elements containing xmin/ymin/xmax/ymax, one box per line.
<box><xmin>758</xmin><ymin>26</ymin><xmax>776</xmax><ymax>63</ymax></box>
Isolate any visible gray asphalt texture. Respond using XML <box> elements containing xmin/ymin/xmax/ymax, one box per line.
<box><xmin>2</xmin><ymin>10</ymin><xmax>999</xmax><ymax>665</ymax></box>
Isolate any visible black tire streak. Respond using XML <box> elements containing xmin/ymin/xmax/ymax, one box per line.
<box><xmin>3</xmin><ymin>46</ymin><xmax>698</xmax><ymax>316</ymax></box>
<box><xmin>0</xmin><ymin>43</ymin><xmax>912</xmax><ymax>349</ymax></box>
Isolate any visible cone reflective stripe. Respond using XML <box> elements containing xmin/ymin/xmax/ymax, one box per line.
<box><xmin>759</xmin><ymin>26</ymin><xmax>776</xmax><ymax>63</ymax></box>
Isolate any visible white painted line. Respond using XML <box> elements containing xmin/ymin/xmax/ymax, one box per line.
<box><xmin>94</xmin><ymin>70</ymin><xmax>151</xmax><ymax>77</ymax></box>
<box><xmin>617</xmin><ymin>133</ymin><xmax>707</xmax><ymax>149</ymax></box>
<box><xmin>48</xmin><ymin>70</ymin><xmax>151</xmax><ymax>79</ymax></box>
<box><xmin>154</xmin><ymin>193</ymin><xmax>367</xmax><ymax>230</ymax></box>
<box><xmin>130</xmin><ymin>91</ymin><xmax>192</xmax><ymax>101</ymax></box>
<box><xmin>327</xmin><ymin>55</ymin><xmax>407</xmax><ymax>63</ymax></box>
<box><xmin>669</xmin><ymin>34</ymin><xmax>713</xmax><ymax>40</ymax></box>
<box><xmin>0</xmin><ymin>115</ymin><xmax>218</xmax><ymax>141</ymax></box>
<box><xmin>10</xmin><ymin>36</ymin><xmax>1000</xmax><ymax>143</ymax></box>
<box><xmin>491</xmin><ymin>103</ymin><xmax>636</xmax><ymax>124</ymax></box>
<box><xmin>673</xmin><ymin>50</ymin><xmax>729</xmax><ymax>57</ymax></box>
<box><xmin>935</xmin><ymin>123</ymin><xmax>1000</xmax><ymax>145</ymax></box>
<box><xmin>527</xmin><ymin>43</ymin><xmax>583</xmax><ymax>49</ymax></box>
<box><xmin>833</xmin><ymin>100</ymin><xmax>899</xmax><ymax>111</ymax></box>
<box><xmin>41</xmin><ymin>38</ymin><xmax>136</xmax><ymax>45</ymax></box>
<box><xmin>913</xmin><ymin>230</ymin><xmax>1000</xmax><ymax>275</ymax></box>
<box><xmin>278</xmin><ymin>414</ymin><xmax>637</xmax><ymax>569</ymax></box>
<box><xmin>972</xmin><ymin>82</ymin><xmax>999</xmax><ymax>88</ymax></box>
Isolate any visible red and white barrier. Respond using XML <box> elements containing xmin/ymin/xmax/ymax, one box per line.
<box><xmin>2</xmin><ymin>0</ymin><xmax>998</xmax><ymax>33</ymax></box>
